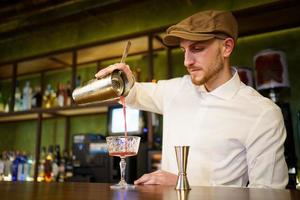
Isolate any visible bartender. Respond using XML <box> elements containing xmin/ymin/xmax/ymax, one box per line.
<box><xmin>95</xmin><ymin>10</ymin><xmax>288</xmax><ymax>189</ymax></box>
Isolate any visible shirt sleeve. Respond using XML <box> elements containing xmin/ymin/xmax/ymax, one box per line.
<box><xmin>246</xmin><ymin>106</ymin><xmax>289</xmax><ymax>189</ymax></box>
<box><xmin>124</xmin><ymin>81</ymin><xmax>167</xmax><ymax>114</ymax></box>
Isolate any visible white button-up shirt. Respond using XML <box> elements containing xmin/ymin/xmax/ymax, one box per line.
<box><xmin>125</xmin><ymin>69</ymin><xmax>288</xmax><ymax>189</ymax></box>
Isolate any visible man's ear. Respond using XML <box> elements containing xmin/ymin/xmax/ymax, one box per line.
<box><xmin>222</xmin><ymin>38</ymin><xmax>235</xmax><ymax>58</ymax></box>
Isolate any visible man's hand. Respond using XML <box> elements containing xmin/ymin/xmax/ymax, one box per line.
<box><xmin>134</xmin><ymin>170</ymin><xmax>177</xmax><ymax>185</ymax></box>
<box><xmin>95</xmin><ymin>63</ymin><xmax>133</xmax><ymax>80</ymax></box>
<box><xmin>95</xmin><ymin>63</ymin><xmax>135</xmax><ymax>92</ymax></box>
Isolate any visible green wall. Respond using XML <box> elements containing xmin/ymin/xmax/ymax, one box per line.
<box><xmin>0</xmin><ymin>123</ymin><xmax>19</xmax><ymax>151</ymax></box>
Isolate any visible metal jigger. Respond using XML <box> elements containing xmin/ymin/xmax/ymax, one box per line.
<box><xmin>175</xmin><ymin>146</ymin><xmax>191</xmax><ymax>190</ymax></box>
<box><xmin>176</xmin><ymin>190</ymin><xmax>190</xmax><ymax>200</ymax></box>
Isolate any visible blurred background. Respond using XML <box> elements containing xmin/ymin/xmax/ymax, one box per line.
<box><xmin>0</xmin><ymin>0</ymin><xmax>299</xmax><ymax>189</ymax></box>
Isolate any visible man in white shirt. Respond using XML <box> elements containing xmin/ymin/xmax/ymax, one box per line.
<box><xmin>95</xmin><ymin>10</ymin><xmax>288</xmax><ymax>188</ymax></box>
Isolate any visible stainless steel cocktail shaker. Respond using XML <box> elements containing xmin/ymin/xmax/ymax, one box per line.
<box><xmin>72</xmin><ymin>69</ymin><xmax>131</xmax><ymax>104</ymax></box>
<box><xmin>72</xmin><ymin>41</ymin><xmax>132</xmax><ymax>104</ymax></box>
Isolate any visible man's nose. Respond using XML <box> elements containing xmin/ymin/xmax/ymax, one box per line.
<box><xmin>184</xmin><ymin>51</ymin><xmax>195</xmax><ymax>67</ymax></box>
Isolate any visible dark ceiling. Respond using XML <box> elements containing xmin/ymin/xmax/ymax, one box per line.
<box><xmin>0</xmin><ymin>0</ymin><xmax>73</xmax><ymax>20</ymax></box>
<box><xmin>0</xmin><ymin>0</ymin><xmax>143</xmax><ymax>38</ymax></box>
<box><xmin>1</xmin><ymin>0</ymin><xmax>299</xmax><ymax>39</ymax></box>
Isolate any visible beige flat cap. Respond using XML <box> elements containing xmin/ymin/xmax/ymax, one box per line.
<box><xmin>163</xmin><ymin>10</ymin><xmax>238</xmax><ymax>46</ymax></box>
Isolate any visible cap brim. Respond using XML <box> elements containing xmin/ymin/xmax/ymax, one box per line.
<box><xmin>163</xmin><ymin>31</ymin><xmax>216</xmax><ymax>46</ymax></box>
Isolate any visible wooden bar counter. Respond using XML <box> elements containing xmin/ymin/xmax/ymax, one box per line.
<box><xmin>0</xmin><ymin>182</ymin><xmax>299</xmax><ymax>200</ymax></box>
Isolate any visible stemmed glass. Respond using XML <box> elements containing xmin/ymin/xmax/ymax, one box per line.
<box><xmin>106</xmin><ymin>136</ymin><xmax>140</xmax><ymax>189</ymax></box>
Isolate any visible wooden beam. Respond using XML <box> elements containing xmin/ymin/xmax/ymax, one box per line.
<box><xmin>154</xmin><ymin>34</ymin><xmax>164</xmax><ymax>46</ymax></box>
<box><xmin>49</xmin><ymin>57</ymin><xmax>70</xmax><ymax>67</ymax></box>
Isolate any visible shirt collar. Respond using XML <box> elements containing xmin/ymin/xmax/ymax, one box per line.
<box><xmin>197</xmin><ymin>68</ymin><xmax>241</xmax><ymax>100</ymax></box>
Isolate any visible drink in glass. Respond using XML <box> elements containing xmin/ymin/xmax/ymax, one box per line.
<box><xmin>106</xmin><ymin>136</ymin><xmax>140</xmax><ymax>189</ymax></box>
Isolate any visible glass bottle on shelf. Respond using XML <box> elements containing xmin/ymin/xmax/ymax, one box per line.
<box><xmin>31</xmin><ymin>86</ymin><xmax>42</xmax><ymax>108</ymax></box>
<box><xmin>62</xmin><ymin>84</ymin><xmax>68</xmax><ymax>107</ymax></box>
<box><xmin>37</xmin><ymin>147</ymin><xmax>46</xmax><ymax>182</ymax></box>
<box><xmin>64</xmin><ymin>150</ymin><xmax>74</xmax><ymax>180</ymax></box>
<box><xmin>4</xmin><ymin>98</ymin><xmax>10</xmax><ymax>113</ymax></box>
<box><xmin>52</xmin><ymin>145</ymin><xmax>61</xmax><ymax>182</ymax></box>
<box><xmin>50</xmin><ymin>86</ymin><xmax>57</xmax><ymax>108</ymax></box>
<box><xmin>43</xmin><ymin>85</ymin><xmax>50</xmax><ymax>108</ymax></box>
<box><xmin>3</xmin><ymin>151</ymin><xmax>12</xmax><ymax>181</ymax></box>
<box><xmin>22</xmin><ymin>81</ymin><xmax>32</xmax><ymax>111</ymax></box>
<box><xmin>43</xmin><ymin>84</ymin><xmax>57</xmax><ymax>108</ymax></box>
<box><xmin>14</xmin><ymin>81</ymin><xmax>22</xmax><ymax>111</ymax></box>
<box><xmin>26</xmin><ymin>154</ymin><xmax>34</xmax><ymax>182</ymax></box>
<box><xmin>0</xmin><ymin>152</ymin><xmax>4</xmax><ymax>181</ymax></box>
<box><xmin>0</xmin><ymin>92</ymin><xmax>4</xmax><ymax>112</ymax></box>
<box><xmin>58</xmin><ymin>152</ymin><xmax>65</xmax><ymax>182</ymax></box>
<box><xmin>17</xmin><ymin>151</ymin><xmax>28</xmax><ymax>181</ymax></box>
<box><xmin>44</xmin><ymin>146</ymin><xmax>54</xmax><ymax>182</ymax></box>
<box><xmin>11</xmin><ymin>151</ymin><xmax>19</xmax><ymax>181</ymax></box>
<box><xmin>65</xmin><ymin>81</ymin><xmax>72</xmax><ymax>106</ymax></box>
<box><xmin>57</xmin><ymin>83</ymin><xmax>65</xmax><ymax>107</ymax></box>
<box><xmin>76</xmin><ymin>75</ymin><xmax>81</xmax><ymax>87</ymax></box>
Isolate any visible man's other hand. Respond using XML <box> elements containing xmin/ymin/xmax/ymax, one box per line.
<box><xmin>134</xmin><ymin>170</ymin><xmax>177</xmax><ymax>185</ymax></box>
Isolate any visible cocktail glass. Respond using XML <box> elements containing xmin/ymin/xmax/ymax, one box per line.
<box><xmin>106</xmin><ymin>136</ymin><xmax>140</xmax><ymax>189</ymax></box>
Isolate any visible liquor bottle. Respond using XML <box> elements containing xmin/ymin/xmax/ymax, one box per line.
<box><xmin>57</xmin><ymin>84</ymin><xmax>65</xmax><ymax>107</ymax></box>
<box><xmin>22</xmin><ymin>81</ymin><xmax>32</xmax><ymax>110</ymax></box>
<box><xmin>14</xmin><ymin>81</ymin><xmax>22</xmax><ymax>111</ymax></box>
<box><xmin>44</xmin><ymin>146</ymin><xmax>53</xmax><ymax>182</ymax></box>
<box><xmin>26</xmin><ymin>155</ymin><xmax>34</xmax><ymax>181</ymax></box>
<box><xmin>50</xmin><ymin>86</ymin><xmax>57</xmax><ymax>108</ymax></box>
<box><xmin>52</xmin><ymin>161</ymin><xmax>59</xmax><ymax>182</ymax></box>
<box><xmin>65</xmin><ymin>81</ymin><xmax>72</xmax><ymax>106</ymax></box>
<box><xmin>3</xmin><ymin>151</ymin><xmax>12</xmax><ymax>181</ymax></box>
<box><xmin>0</xmin><ymin>152</ymin><xmax>4</xmax><ymax>181</ymax></box>
<box><xmin>31</xmin><ymin>86</ymin><xmax>42</xmax><ymax>108</ymax></box>
<box><xmin>12</xmin><ymin>151</ymin><xmax>19</xmax><ymax>181</ymax></box>
<box><xmin>0</xmin><ymin>92</ymin><xmax>4</xmax><ymax>112</ymax></box>
<box><xmin>43</xmin><ymin>84</ymin><xmax>51</xmax><ymax>108</ymax></box>
<box><xmin>76</xmin><ymin>75</ymin><xmax>81</xmax><ymax>87</ymax></box>
<box><xmin>37</xmin><ymin>147</ymin><xmax>46</xmax><ymax>182</ymax></box>
<box><xmin>17</xmin><ymin>151</ymin><xmax>27</xmax><ymax>181</ymax></box>
<box><xmin>52</xmin><ymin>145</ymin><xmax>61</xmax><ymax>182</ymax></box>
<box><xmin>61</xmin><ymin>84</ymin><xmax>68</xmax><ymax>107</ymax></box>
<box><xmin>64</xmin><ymin>150</ymin><xmax>74</xmax><ymax>180</ymax></box>
<box><xmin>17</xmin><ymin>152</ymin><xmax>22</xmax><ymax>181</ymax></box>
<box><xmin>43</xmin><ymin>84</ymin><xmax>57</xmax><ymax>108</ymax></box>
<box><xmin>55</xmin><ymin>145</ymin><xmax>61</xmax><ymax>166</ymax></box>
<box><xmin>4</xmin><ymin>98</ymin><xmax>10</xmax><ymax>113</ymax></box>
<box><xmin>58</xmin><ymin>154</ymin><xmax>65</xmax><ymax>182</ymax></box>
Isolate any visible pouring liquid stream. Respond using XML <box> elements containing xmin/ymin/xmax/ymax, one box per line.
<box><xmin>114</xmin><ymin>41</ymin><xmax>131</xmax><ymax>155</ymax></box>
<box><xmin>120</xmin><ymin>96</ymin><xmax>128</xmax><ymax>152</ymax></box>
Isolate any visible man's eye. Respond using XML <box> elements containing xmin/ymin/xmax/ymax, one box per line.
<box><xmin>192</xmin><ymin>47</ymin><xmax>204</xmax><ymax>52</ymax></box>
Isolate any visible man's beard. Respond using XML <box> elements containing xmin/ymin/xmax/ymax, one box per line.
<box><xmin>191</xmin><ymin>50</ymin><xmax>224</xmax><ymax>86</ymax></box>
